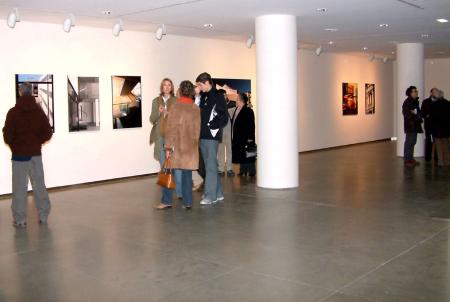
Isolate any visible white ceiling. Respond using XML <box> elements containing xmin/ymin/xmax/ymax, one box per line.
<box><xmin>1</xmin><ymin>0</ymin><xmax>450</xmax><ymax>58</ymax></box>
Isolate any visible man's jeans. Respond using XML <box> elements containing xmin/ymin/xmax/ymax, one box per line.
<box><xmin>200</xmin><ymin>139</ymin><xmax>224</xmax><ymax>202</ymax></box>
<box><xmin>404</xmin><ymin>133</ymin><xmax>418</xmax><ymax>161</ymax></box>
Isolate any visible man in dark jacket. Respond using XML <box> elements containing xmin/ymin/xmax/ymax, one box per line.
<box><xmin>430</xmin><ymin>90</ymin><xmax>450</xmax><ymax>167</ymax></box>
<box><xmin>3</xmin><ymin>82</ymin><xmax>53</xmax><ymax>228</ymax></box>
<box><xmin>196</xmin><ymin>72</ymin><xmax>228</xmax><ymax>205</ymax></box>
<box><xmin>402</xmin><ymin>86</ymin><xmax>423</xmax><ymax>167</ymax></box>
<box><xmin>421</xmin><ymin>88</ymin><xmax>439</xmax><ymax>162</ymax></box>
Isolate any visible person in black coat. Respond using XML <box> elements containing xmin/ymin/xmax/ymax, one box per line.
<box><xmin>421</xmin><ymin>88</ymin><xmax>439</xmax><ymax>162</ymax></box>
<box><xmin>430</xmin><ymin>90</ymin><xmax>450</xmax><ymax>166</ymax></box>
<box><xmin>231</xmin><ymin>93</ymin><xmax>256</xmax><ymax>176</ymax></box>
<box><xmin>402</xmin><ymin>86</ymin><xmax>423</xmax><ymax>167</ymax></box>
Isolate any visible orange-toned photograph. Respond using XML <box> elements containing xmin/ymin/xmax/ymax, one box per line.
<box><xmin>342</xmin><ymin>82</ymin><xmax>358</xmax><ymax>115</ymax></box>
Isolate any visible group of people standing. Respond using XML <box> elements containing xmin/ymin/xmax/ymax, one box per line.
<box><xmin>402</xmin><ymin>86</ymin><xmax>450</xmax><ymax>167</ymax></box>
<box><xmin>150</xmin><ymin>73</ymin><xmax>256</xmax><ymax>209</ymax></box>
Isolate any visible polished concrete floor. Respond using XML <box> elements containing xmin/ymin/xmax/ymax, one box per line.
<box><xmin>0</xmin><ymin>141</ymin><xmax>449</xmax><ymax>302</ymax></box>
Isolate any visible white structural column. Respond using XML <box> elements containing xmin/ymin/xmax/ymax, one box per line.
<box><xmin>396</xmin><ymin>43</ymin><xmax>425</xmax><ymax>157</ymax></box>
<box><xmin>256</xmin><ymin>15</ymin><xmax>298</xmax><ymax>188</ymax></box>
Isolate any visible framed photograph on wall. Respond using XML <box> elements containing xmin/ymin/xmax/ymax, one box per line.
<box><xmin>342</xmin><ymin>82</ymin><xmax>358</xmax><ymax>115</ymax></box>
<box><xmin>111</xmin><ymin>76</ymin><xmax>142</xmax><ymax>129</ymax></box>
<box><xmin>68</xmin><ymin>76</ymin><xmax>100</xmax><ymax>132</ymax></box>
<box><xmin>212</xmin><ymin>78</ymin><xmax>252</xmax><ymax>107</ymax></box>
<box><xmin>15</xmin><ymin>74</ymin><xmax>55</xmax><ymax>131</ymax></box>
<box><xmin>365</xmin><ymin>83</ymin><xmax>375</xmax><ymax>114</ymax></box>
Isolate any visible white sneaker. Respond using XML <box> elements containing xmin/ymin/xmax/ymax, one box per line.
<box><xmin>200</xmin><ymin>199</ymin><xmax>214</xmax><ymax>205</ymax></box>
<box><xmin>216</xmin><ymin>196</ymin><xmax>225</xmax><ymax>202</ymax></box>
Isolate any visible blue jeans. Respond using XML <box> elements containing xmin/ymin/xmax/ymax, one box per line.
<box><xmin>161</xmin><ymin>170</ymin><xmax>192</xmax><ymax>206</ymax></box>
<box><xmin>159</xmin><ymin>138</ymin><xmax>182</xmax><ymax>200</ymax></box>
<box><xmin>200</xmin><ymin>139</ymin><xmax>224</xmax><ymax>201</ymax></box>
<box><xmin>404</xmin><ymin>133</ymin><xmax>417</xmax><ymax>161</ymax></box>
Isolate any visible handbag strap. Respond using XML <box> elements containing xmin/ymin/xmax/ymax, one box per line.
<box><xmin>163</xmin><ymin>158</ymin><xmax>172</xmax><ymax>171</ymax></box>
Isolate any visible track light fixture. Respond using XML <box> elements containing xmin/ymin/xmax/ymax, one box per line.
<box><xmin>7</xmin><ymin>8</ymin><xmax>20</xmax><ymax>29</ymax></box>
<box><xmin>246</xmin><ymin>35</ymin><xmax>254</xmax><ymax>48</ymax></box>
<box><xmin>369</xmin><ymin>54</ymin><xmax>375</xmax><ymax>62</ymax></box>
<box><xmin>155</xmin><ymin>24</ymin><xmax>167</xmax><ymax>40</ymax></box>
<box><xmin>383</xmin><ymin>57</ymin><xmax>389</xmax><ymax>64</ymax></box>
<box><xmin>315</xmin><ymin>45</ymin><xmax>323</xmax><ymax>56</ymax></box>
<box><xmin>112</xmin><ymin>19</ymin><xmax>123</xmax><ymax>37</ymax></box>
<box><xmin>63</xmin><ymin>14</ymin><xmax>75</xmax><ymax>33</ymax></box>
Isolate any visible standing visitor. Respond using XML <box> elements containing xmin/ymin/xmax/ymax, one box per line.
<box><xmin>430</xmin><ymin>90</ymin><xmax>450</xmax><ymax>167</ymax></box>
<box><xmin>154</xmin><ymin>81</ymin><xmax>201</xmax><ymax>209</ymax></box>
<box><xmin>149</xmin><ymin>78</ymin><xmax>183</xmax><ymax>199</ymax></box>
<box><xmin>217</xmin><ymin>89</ymin><xmax>236</xmax><ymax>177</ymax></box>
<box><xmin>3</xmin><ymin>83</ymin><xmax>53</xmax><ymax>228</ymax></box>
<box><xmin>421</xmin><ymin>88</ymin><xmax>439</xmax><ymax>162</ymax></box>
<box><xmin>231</xmin><ymin>93</ymin><xmax>256</xmax><ymax>176</ymax></box>
<box><xmin>196</xmin><ymin>73</ymin><xmax>228</xmax><ymax>205</ymax></box>
<box><xmin>402</xmin><ymin>86</ymin><xmax>423</xmax><ymax>167</ymax></box>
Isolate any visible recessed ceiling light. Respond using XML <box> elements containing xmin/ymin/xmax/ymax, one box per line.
<box><xmin>203</xmin><ymin>23</ymin><xmax>213</xmax><ymax>28</ymax></box>
<box><xmin>379</xmin><ymin>23</ymin><xmax>389</xmax><ymax>28</ymax></box>
<box><xmin>391</xmin><ymin>51</ymin><xmax>395</xmax><ymax>55</ymax></box>
<box><xmin>316</xmin><ymin>8</ymin><xmax>327</xmax><ymax>12</ymax></box>
<box><xmin>421</xmin><ymin>33</ymin><xmax>431</xmax><ymax>38</ymax></box>
<box><xmin>363</xmin><ymin>47</ymin><xmax>368</xmax><ymax>51</ymax></box>
<box><xmin>324</xmin><ymin>28</ymin><xmax>338</xmax><ymax>32</ymax></box>
<box><xmin>328</xmin><ymin>41</ymin><xmax>334</xmax><ymax>45</ymax></box>
<box><xmin>436</xmin><ymin>18</ymin><xmax>449</xmax><ymax>23</ymax></box>
<box><xmin>102</xmin><ymin>10</ymin><xmax>112</xmax><ymax>15</ymax></box>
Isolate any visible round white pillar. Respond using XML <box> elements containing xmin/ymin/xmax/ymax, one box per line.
<box><xmin>256</xmin><ymin>15</ymin><xmax>298</xmax><ymax>188</ymax></box>
<box><xmin>396</xmin><ymin>43</ymin><xmax>425</xmax><ymax>157</ymax></box>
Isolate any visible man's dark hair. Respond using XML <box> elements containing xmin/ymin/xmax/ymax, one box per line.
<box><xmin>405</xmin><ymin>86</ymin><xmax>417</xmax><ymax>97</ymax></box>
<box><xmin>239</xmin><ymin>93</ymin><xmax>249</xmax><ymax>105</ymax></box>
<box><xmin>196</xmin><ymin>72</ymin><xmax>213</xmax><ymax>85</ymax></box>
<box><xmin>217</xmin><ymin>89</ymin><xmax>226</xmax><ymax>95</ymax></box>
<box><xmin>179</xmin><ymin>80</ymin><xmax>195</xmax><ymax>98</ymax></box>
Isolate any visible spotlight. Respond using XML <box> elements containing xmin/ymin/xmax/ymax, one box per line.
<box><xmin>112</xmin><ymin>19</ymin><xmax>123</xmax><ymax>37</ymax></box>
<box><xmin>383</xmin><ymin>57</ymin><xmax>389</xmax><ymax>64</ymax></box>
<box><xmin>155</xmin><ymin>24</ymin><xmax>166</xmax><ymax>40</ymax></box>
<box><xmin>369</xmin><ymin>54</ymin><xmax>375</xmax><ymax>62</ymax></box>
<box><xmin>246</xmin><ymin>35</ymin><xmax>254</xmax><ymax>48</ymax></box>
<box><xmin>63</xmin><ymin>14</ymin><xmax>75</xmax><ymax>33</ymax></box>
<box><xmin>315</xmin><ymin>45</ymin><xmax>323</xmax><ymax>56</ymax></box>
<box><xmin>7</xmin><ymin>8</ymin><xmax>20</xmax><ymax>29</ymax></box>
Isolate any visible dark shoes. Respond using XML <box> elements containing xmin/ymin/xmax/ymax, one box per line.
<box><xmin>13</xmin><ymin>221</ymin><xmax>27</xmax><ymax>228</ymax></box>
<box><xmin>404</xmin><ymin>160</ymin><xmax>420</xmax><ymax>167</ymax></box>
<box><xmin>218</xmin><ymin>171</ymin><xmax>225</xmax><ymax>176</ymax></box>
<box><xmin>227</xmin><ymin>170</ymin><xmax>235</xmax><ymax>177</ymax></box>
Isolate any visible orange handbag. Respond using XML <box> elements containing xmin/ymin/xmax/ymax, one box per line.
<box><xmin>157</xmin><ymin>158</ymin><xmax>176</xmax><ymax>190</ymax></box>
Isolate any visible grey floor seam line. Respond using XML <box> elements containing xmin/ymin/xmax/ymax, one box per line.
<box><xmin>237</xmin><ymin>268</ymin><xmax>337</xmax><ymax>292</ymax></box>
<box><xmin>314</xmin><ymin>224</ymin><xmax>450</xmax><ymax>302</ymax></box>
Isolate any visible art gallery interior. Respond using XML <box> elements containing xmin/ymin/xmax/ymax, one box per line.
<box><xmin>0</xmin><ymin>1</ymin><xmax>449</xmax><ymax>302</ymax></box>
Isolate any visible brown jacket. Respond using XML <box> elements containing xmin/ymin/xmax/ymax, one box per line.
<box><xmin>149</xmin><ymin>95</ymin><xmax>177</xmax><ymax>160</ymax></box>
<box><xmin>165</xmin><ymin>98</ymin><xmax>201</xmax><ymax>170</ymax></box>
<box><xmin>3</xmin><ymin>95</ymin><xmax>53</xmax><ymax>156</ymax></box>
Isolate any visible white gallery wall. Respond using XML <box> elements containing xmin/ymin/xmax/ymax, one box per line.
<box><xmin>425</xmin><ymin>58</ymin><xmax>450</xmax><ymax>97</ymax></box>
<box><xmin>0</xmin><ymin>20</ymin><xmax>396</xmax><ymax>194</ymax></box>
<box><xmin>298</xmin><ymin>50</ymin><xmax>394</xmax><ymax>151</ymax></box>
<box><xmin>0</xmin><ymin>21</ymin><xmax>256</xmax><ymax>195</ymax></box>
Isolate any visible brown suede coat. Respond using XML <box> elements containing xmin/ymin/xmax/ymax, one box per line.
<box><xmin>164</xmin><ymin>99</ymin><xmax>200</xmax><ymax>170</ymax></box>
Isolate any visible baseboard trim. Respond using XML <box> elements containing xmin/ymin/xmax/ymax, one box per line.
<box><xmin>0</xmin><ymin>173</ymin><xmax>158</xmax><ymax>199</ymax></box>
<box><xmin>300</xmin><ymin>138</ymin><xmax>392</xmax><ymax>154</ymax></box>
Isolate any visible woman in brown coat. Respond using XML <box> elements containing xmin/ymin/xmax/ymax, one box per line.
<box><xmin>154</xmin><ymin>81</ymin><xmax>200</xmax><ymax>209</ymax></box>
